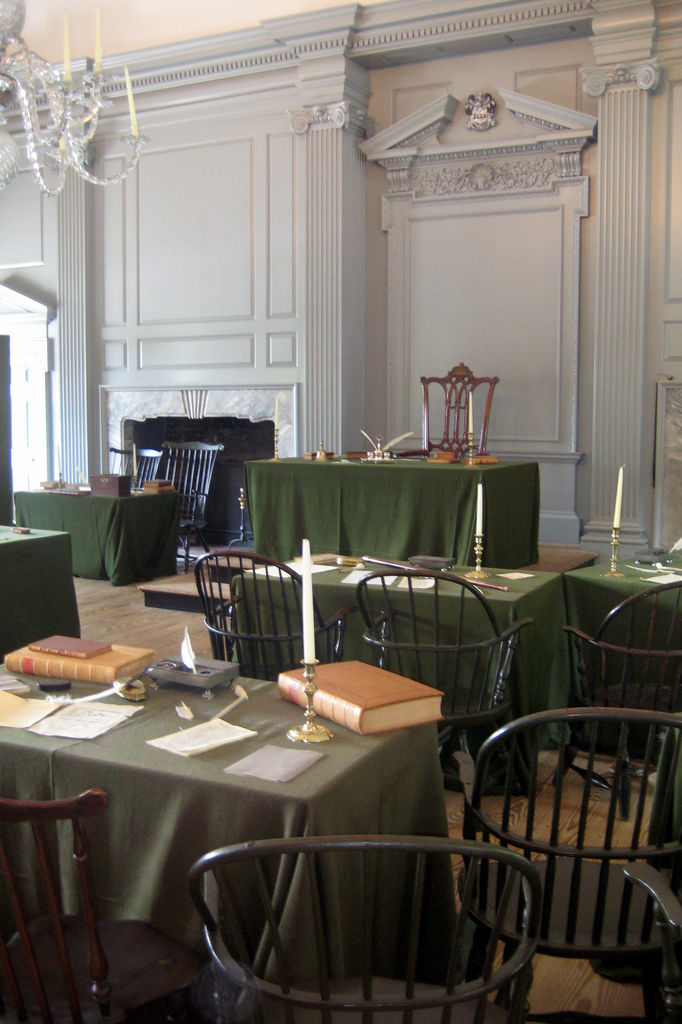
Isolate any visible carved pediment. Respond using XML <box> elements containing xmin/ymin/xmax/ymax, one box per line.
<box><xmin>362</xmin><ymin>89</ymin><xmax>597</xmax><ymax>195</ymax></box>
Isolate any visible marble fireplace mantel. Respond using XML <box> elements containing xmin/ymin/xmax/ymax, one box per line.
<box><xmin>99</xmin><ymin>385</ymin><xmax>297</xmax><ymax>468</ymax></box>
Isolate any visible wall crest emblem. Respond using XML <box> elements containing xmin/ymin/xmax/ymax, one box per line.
<box><xmin>464</xmin><ymin>93</ymin><xmax>496</xmax><ymax>132</ymax></box>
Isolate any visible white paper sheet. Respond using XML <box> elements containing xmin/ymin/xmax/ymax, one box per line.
<box><xmin>29</xmin><ymin>701</ymin><xmax>141</xmax><ymax>738</ymax></box>
<box><xmin>0</xmin><ymin>676</ymin><xmax>30</xmax><ymax>695</ymax></box>
<box><xmin>146</xmin><ymin>719</ymin><xmax>257</xmax><ymax>756</ymax></box>
<box><xmin>0</xmin><ymin>690</ymin><xmax>57</xmax><ymax>728</ymax></box>
<box><xmin>225</xmin><ymin>744</ymin><xmax>324</xmax><ymax>781</ymax></box>
<box><xmin>398</xmin><ymin>576</ymin><xmax>434</xmax><ymax>589</ymax></box>
<box><xmin>497</xmin><ymin>572</ymin><xmax>534</xmax><ymax>580</ymax></box>
<box><xmin>640</xmin><ymin>572</ymin><xmax>682</xmax><ymax>584</ymax></box>
<box><xmin>341</xmin><ymin>570</ymin><xmax>397</xmax><ymax>586</ymax></box>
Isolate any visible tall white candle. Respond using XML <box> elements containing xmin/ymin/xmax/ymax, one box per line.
<box><xmin>476</xmin><ymin>481</ymin><xmax>484</xmax><ymax>536</ymax></box>
<box><xmin>56</xmin><ymin>445</ymin><xmax>62</xmax><ymax>478</ymax></box>
<box><xmin>274</xmin><ymin>396</ymin><xmax>279</xmax><ymax>432</ymax></box>
<box><xmin>124</xmin><ymin>67</ymin><xmax>139</xmax><ymax>138</ymax></box>
<box><xmin>63</xmin><ymin>11</ymin><xmax>71</xmax><ymax>83</ymax></box>
<box><xmin>613</xmin><ymin>465</ymin><xmax>624</xmax><ymax>529</ymax></box>
<box><xmin>94</xmin><ymin>5</ymin><xmax>102</xmax><ymax>73</ymax></box>
<box><xmin>132</xmin><ymin>443</ymin><xmax>138</xmax><ymax>481</ymax></box>
<box><xmin>468</xmin><ymin>392</ymin><xmax>474</xmax><ymax>441</ymax></box>
<box><xmin>301</xmin><ymin>539</ymin><xmax>316</xmax><ymax>663</ymax></box>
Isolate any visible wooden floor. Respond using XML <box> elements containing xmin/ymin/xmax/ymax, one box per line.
<box><xmin>74</xmin><ymin>572</ymin><xmax>645</xmax><ymax>1022</ymax></box>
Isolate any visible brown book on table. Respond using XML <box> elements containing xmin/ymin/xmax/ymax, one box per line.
<box><xmin>5</xmin><ymin>644</ymin><xmax>155</xmax><ymax>685</ymax></box>
<box><xmin>28</xmin><ymin>636</ymin><xmax>112</xmax><ymax>659</ymax></box>
<box><xmin>278</xmin><ymin>661</ymin><xmax>443</xmax><ymax>735</ymax></box>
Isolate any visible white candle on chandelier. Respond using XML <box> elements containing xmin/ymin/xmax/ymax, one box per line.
<box><xmin>94</xmin><ymin>6</ymin><xmax>103</xmax><ymax>74</ymax></box>
<box><xmin>63</xmin><ymin>11</ymin><xmax>72</xmax><ymax>83</ymax></box>
<box><xmin>301</xmin><ymin>539</ymin><xmax>316</xmax><ymax>664</ymax></box>
<box><xmin>124</xmin><ymin>67</ymin><xmax>139</xmax><ymax>138</ymax></box>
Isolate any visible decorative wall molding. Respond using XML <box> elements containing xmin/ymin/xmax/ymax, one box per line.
<box><xmin>57</xmin><ymin>173</ymin><xmax>88</xmax><ymax>481</ymax></box>
<box><xmin>288</xmin><ymin>101</ymin><xmax>369</xmax><ymax>136</ymax></box>
<box><xmin>580</xmin><ymin>61</ymin><xmax>654</xmax><ymax>555</ymax></box>
<box><xmin>581</xmin><ymin>59</ymin><xmax>661</xmax><ymax>97</ymax></box>
<box><xmin>362</xmin><ymin>89</ymin><xmax>596</xmax><ymax>197</ymax></box>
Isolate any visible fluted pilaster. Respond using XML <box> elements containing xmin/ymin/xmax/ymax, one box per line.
<box><xmin>57</xmin><ymin>170</ymin><xmax>88</xmax><ymax>480</ymax></box>
<box><xmin>292</xmin><ymin>103</ymin><xmax>366</xmax><ymax>453</ymax></box>
<box><xmin>581</xmin><ymin>60</ymin><xmax>659</xmax><ymax>552</ymax></box>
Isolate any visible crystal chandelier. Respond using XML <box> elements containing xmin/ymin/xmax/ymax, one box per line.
<box><xmin>0</xmin><ymin>0</ymin><xmax>146</xmax><ymax>197</ymax></box>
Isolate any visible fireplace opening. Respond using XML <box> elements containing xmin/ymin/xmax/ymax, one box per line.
<box><xmin>123</xmin><ymin>415</ymin><xmax>273</xmax><ymax>546</ymax></box>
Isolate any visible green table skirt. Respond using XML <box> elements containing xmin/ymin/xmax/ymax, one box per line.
<box><xmin>245</xmin><ymin>458</ymin><xmax>540</xmax><ymax>568</ymax></box>
<box><xmin>14</xmin><ymin>490</ymin><xmax>180</xmax><ymax>586</ymax></box>
<box><xmin>0</xmin><ymin>675</ymin><xmax>453</xmax><ymax>975</ymax></box>
<box><xmin>0</xmin><ymin>526</ymin><xmax>80</xmax><ymax>658</ymax></box>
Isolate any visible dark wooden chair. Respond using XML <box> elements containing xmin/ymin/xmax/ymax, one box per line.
<box><xmin>160</xmin><ymin>441</ymin><xmax>223</xmax><ymax>572</ymax></box>
<box><xmin>356</xmin><ymin>568</ymin><xmax>532</xmax><ymax>782</ymax></box>
<box><xmin>194</xmin><ymin>548</ymin><xmax>353</xmax><ymax>679</ymax></box>
<box><xmin>456</xmin><ymin>706</ymin><xmax>682</xmax><ymax>1024</ymax></box>
<box><xmin>400</xmin><ymin>362</ymin><xmax>499</xmax><ymax>459</ymax></box>
<box><xmin>564</xmin><ymin>579</ymin><xmax>682</xmax><ymax>816</ymax></box>
<box><xmin>0</xmin><ymin>787</ymin><xmax>201</xmax><ymax>1023</ymax></box>
<box><xmin>188</xmin><ymin>834</ymin><xmax>541</xmax><ymax>1024</ymax></box>
<box><xmin>108</xmin><ymin>446</ymin><xmax>162</xmax><ymax>489</ymax></box>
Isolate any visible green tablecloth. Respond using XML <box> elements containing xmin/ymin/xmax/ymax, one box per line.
<box><xmin>311</xmin><ymin>565</ymin><xmax>570</xmax><ymax>720</ymax></box>
<box><xmin>0</xmin><ymin>675</ymin><xmax>452</xmax><ymax>973</ymax></box>
<box><xmin>13</xmin><ymin>490</ymin><xmax>181</xmax><ymax>586</ymax></box>
<box><xmin>245</xmin><ymin>459</ymin><xmax>540</xmax><ymax>568</ymax></box>
<box><xmin>0</xmin><ymin>526</ymin><xmax>80</xmax><ymax>659</ymax></box>
<box><xmin>562</xmin><ymin>560</ymin><xmax>682</xmax><ymax>635</ymax></box>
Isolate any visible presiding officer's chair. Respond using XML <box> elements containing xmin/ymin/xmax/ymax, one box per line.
<box><xmin>188</xmin><ymin>834</ymin><xmax>542</xmax><ymax>1024</ymax></box>
<box><xmin>0</xmin><ymin>787</ymin><xmax>201</xmax><ymax>1023</ymax></box>
<box><xmin>456</xmin><ymin>706</ymin><xmax>682</xmax><ymax>1024</ymax></box>
<box><xmin>401</xmin><ymin>362</ymin><xmax>499</xmax><ymax>459</ymax></box>
<box><xmin>194</xmin><ymin>548</ymin><xmax>353</xmax><ymax>679</ymax></box>
<box><xmin>160</xmin><ymin>441</ymin><xmax>223</xmax><ymax>572</ymax></box>
<box><xmin>356</xmin><ymin>568</ymin><xmax>532</xmax><ymax>782</ymax></box>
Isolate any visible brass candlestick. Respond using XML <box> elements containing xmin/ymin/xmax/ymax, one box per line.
<box><xmin>287</xmin><ymin>660</ymin><xmax>333</xmax><ymax>743</ymax></box>
<box><xmin>465</xmin><ymin>534</ymin><xmax>490</xmax><ymax>580</ymax></box>
<box><xmin>271</xmin><ymin>427</ymin><xmax>280</xmax><ymax>461</ymax></box>
<box><xmin>466</xmin><ymin>430</ymin><xmax>476</xmax><ymax>467</ymax></box>
<box><xmin>601</xmin><ymin>526</ymin><xmax>625</xmax><ymax>577</ymax></box>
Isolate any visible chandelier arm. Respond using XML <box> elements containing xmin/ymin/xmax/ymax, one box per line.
<box><xmin>65</xmin><ymin>136</ymin><xmax>146</xmax><ymax>187</ymax></box>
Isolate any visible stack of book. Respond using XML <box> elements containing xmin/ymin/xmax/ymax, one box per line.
<box><xmin>143</xmin><ymin>480</ymin><xmax>175</xmax><ymax>493</ymax></box>
<box><xmin>278</xmin><ymin>661</ymin><xmax>443</xmax><ymax>734</ymax></box>
<box><xmin>5</xmin><ymin>636</ymin><xmax>154</xmax><ymax>685</ymax></box>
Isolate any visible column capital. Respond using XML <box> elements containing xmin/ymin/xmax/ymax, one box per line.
<box><xmin>288</xmin><ymin>101</ymin><xmax>369</xmax><ymax>137</ymax></box>
<box><xmin>581</xmin><ymin>58</ymin><xmax>660</xmax><ymax>97</ymax></box>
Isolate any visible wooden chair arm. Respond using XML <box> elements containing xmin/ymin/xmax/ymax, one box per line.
<box><xmin>623</xmin><ymin>863</ymin><xmax>682</xmax><ymax>931</ymax></box>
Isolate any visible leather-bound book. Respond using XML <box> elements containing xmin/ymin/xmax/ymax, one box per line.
<box><xmin>28</xmin><ymin>636</ymin><xmax>112</xmax><ymax>659</ymax></box>
<box><xmin>5</xmin><ymin>644</ymin><xmax>154</xmax><ymax>685</ymax></box>
<box><xmin>278</xmin><ymin>661</ymin><xmax>443</xmax><ymax>735</ymax></box>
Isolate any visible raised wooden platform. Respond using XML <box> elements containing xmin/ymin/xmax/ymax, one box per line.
<box><xmin>523</xmin><ymin>544</ymin><xmax>599</xmax><ymax>574</ymax></box>
<box><xmin>138</xmin><ymin>573</ymin><xmax>203</xmax><ymax>612</ymax></box>
<box><xmin>138</xmin><ymin>544</ymin><xmax>600</xmax><ymax>612</ymax></box>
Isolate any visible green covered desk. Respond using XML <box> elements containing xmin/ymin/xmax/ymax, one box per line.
<box><xmin>0</xmin><ymin>675</ymin><xmax>451</xmax><ymax>974</ymax></box>
<box><xmin>245</xmin><ymin>458</ymin><xmax>540</xmax><ymax>568</ymax></box>
<box><xmin>311</xmin><ymin>565</ymin><xmax>571</xmax><ymax>720</ymax></box>
<box><xmin>562</xmin><ymin>559</ymin><xmax>682</xmax><ymax>637</ymax></box>
<box><xmin>0</xmin><ymin>525</ymin><xmax>80</xmax><ymax>659</ymax></box>
<box><xmin>13</xmin><ymin>490</ymin><xmax>180</xmax><ymax>586</ymax></box>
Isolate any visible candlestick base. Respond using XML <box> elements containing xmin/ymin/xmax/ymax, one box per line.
<box><xmin>270</xmin><ymin>427</ymin><xmax>280</xmax><ymax>461</ymax></box>
<box><xmin>464</xmin><ymin>534</ymin><xmax>490</xmax><ymax>580</ymax></box>
<box><xmin>287</xmin><ymin>660</ymin><xmax>333</xmax><ymax>743</ymax></box>
<box><xmin>600</xmin><ymin>527</ymin><xmax>625</xmax><ymax>577</ymax></box>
